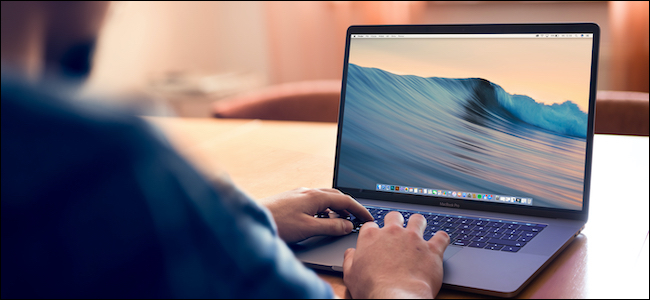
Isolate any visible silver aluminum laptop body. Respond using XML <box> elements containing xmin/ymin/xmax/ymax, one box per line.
<box><xmin>293</xmin><ymin>23</ymin><xmax>599</xmax><ymax>297</ymax></box>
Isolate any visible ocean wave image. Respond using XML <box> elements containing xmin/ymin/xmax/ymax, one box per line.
<box><xmin>337</xmin><ymin>64</ymin><xmax>587</xmax><ymax>210</ymax></box>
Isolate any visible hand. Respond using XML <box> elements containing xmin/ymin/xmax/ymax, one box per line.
<box><xmin>343</xmin><ymin>211</ymin><xmax>450</xmax><ymax>299</ymax></box>
<box><xmin>259</xmin><ymin>188</ymin><xmax>373</xmax><ymax>244</ymax></box>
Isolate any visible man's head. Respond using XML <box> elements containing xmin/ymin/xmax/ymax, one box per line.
<box><xmin>1</xmin><ymin>1</ymin><xmax>110</xmax><ymax>82</ymax></box>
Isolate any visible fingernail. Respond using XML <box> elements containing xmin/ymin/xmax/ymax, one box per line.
<box><xmin>345</xmin><ymin>220</ymin><xmax>353</xmax><ymax>233</ymax></box>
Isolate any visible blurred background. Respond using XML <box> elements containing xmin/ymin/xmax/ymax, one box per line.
<box><xmin>84</xmin><ymin>1</ymin><xmax>649</xmax><ymax>118</ymax></box>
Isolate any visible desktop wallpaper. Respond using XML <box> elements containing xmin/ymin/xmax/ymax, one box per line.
<box><xmin>337</xmin><ymin>36</ymin><xmax>594</xmax><ymax>210</ymax></box>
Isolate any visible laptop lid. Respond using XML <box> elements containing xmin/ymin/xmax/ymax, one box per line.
<box><xmin>333</xmin><ymin>23</ymin><xmax>599</xmax><ymax>222</ymax></box>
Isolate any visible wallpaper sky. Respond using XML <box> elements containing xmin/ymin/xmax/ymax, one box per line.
<box><xmin>349</xmin><ymin>37</ymin><xmax>594</xmax><ymax>113</ymax></box>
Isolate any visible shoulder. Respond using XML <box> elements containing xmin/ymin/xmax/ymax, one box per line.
<box><xmin>2</xmin><ymin>71</ymin><xmax>153</xmax><ymax>146</ymax></box>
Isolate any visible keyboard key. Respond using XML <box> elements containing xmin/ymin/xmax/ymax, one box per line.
<box><xmin>473</xmin><ymin>225</ymin><xmax>491</xmax><ymax>231</ymax></box>
<box><xmin>501</xmin><ymin>246</ymin><xmax>521</xmax><ymax>252</ymax></box>
<box><xmin>442</xmin><ymin>217</ymin><xmax>458</xmax><ymax>224</ymax></box>
<box><xmin>503</xmin><ymin>234</ymin><xmax>518</xmax><ymax>241</ymax></box>
<box><xmin>504</xmin><ymin>229</ymin><xmax>523</xmax><ymax>236</ymax></box>
<box><xmin>523</xmin><ymin>232</ymin><xmax>538</xmax><ymax>238</ymax></box>
<box><xmin>487</xmin><ymin>221</ymin><xmax>504</xmax><ymax>228</ymax></box>
<box><xmin>459</xmin><ymin>218</ymin><xmax>477</xmax><ymax>225</ymax></box>
<box><xmin>457</xmin><ymin>234</ymin><xmax>472</xmax><ymax>241</ymax></box>
<box><xmin>486</xmin><ymin>232</ymin><xmax>504</xmax><ymax>239</ymax></box>
<box><xmin>486</xmin><ymin>244</ymin><xmax>505</xmax><ymax>251</ymax></box>
<box><xmin>487</xmin><ymin>238</ymin><xmax>527</xmax><ymax>247</ymax></box>
<box><xmin>519</xmin><ymin>225</ymin><xmax>535</xmax><ymax>231</ymax></box>
<box><xmin>521</xmin><ymin>225</ymin><xmax>544</xmax><ymax>232</ymax></box>
<box><xmin>468</xmin><ymin>241</ymin><xmax>487</xmax><ymax>248</ymax></box>
<box><xmin>453</xmin><ymin>239</ymin><xmax>471</xmax><ymax>246</ymax></box>
<box><xmin>427</xmin><ymin>214</ymin><xmax>443</xmax><ymax>221</ymax></box>
<box><xmin>472</xmin><ymin>230</ymin><xmax>488</xmax><ymax>237</ymax></box>
<box><xmin>517</xmin><ymin>236</ymin><xmax>532</xmax><ymax>242</ymax></box>
<box><xmin>456</xmin><ymin>229</ymin><xmax>473</xmax><ymax>235</ymax></box>
<box><xmin>504</xmin><ymin>224</ymin><xmax>520</xmax><ymax>230</ymax></box>
<box><xmin>445</xmin><ymin>222</ymin><xmax>461</xmax><ymax>229</ymax></box>
<box><xmin>471</xmin><ymin>236</ymin><xmax>489</xmax><ymax>242</ymax></box>
<box><xmin>474</xmin><ymin>220</ymin><xmax>488</xmax><ymax>226</ymax></box>
<box><xmin>429</xmin><ymin>220</ymin><xmax>445</xmax><ymax>226</ymax></box>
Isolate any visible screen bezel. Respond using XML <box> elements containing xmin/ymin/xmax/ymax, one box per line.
<box><xmin>332</xmin><ymin>23</ymin><xmax>600</xmax><ymax>222</ymax></box>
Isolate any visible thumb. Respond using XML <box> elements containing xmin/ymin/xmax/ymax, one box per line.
<box><xmin>313</xmin><ymin>217</ymin><xmax>353</xmax><ymax>236</ymax></box>
<box><xmin>343</xmin><ymin>248</ymin><xmax>356</xmax><ymax>273</ymax></box>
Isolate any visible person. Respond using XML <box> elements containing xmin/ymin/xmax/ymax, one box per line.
<box><xmin>1</xmin><ymin>1</ymin><xmax>449</xmax><ymax>298</ymax></box>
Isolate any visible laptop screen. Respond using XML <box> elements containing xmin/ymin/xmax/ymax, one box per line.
<box><xmin>335</xmin><ymin>28</ymin><xmax>596</xmax><ymax>212</ymax></box>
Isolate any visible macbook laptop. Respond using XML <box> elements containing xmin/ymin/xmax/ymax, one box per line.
<box><xmin>293</xmin><ymin>23</ymin><xmax>599</xmax><ymax>297</ymax></box>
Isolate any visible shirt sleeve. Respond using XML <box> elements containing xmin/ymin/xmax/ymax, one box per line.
<box><xmin>127</xmin><ymin>119</ymin><xmax>335</xmax><ymax>298</ymax></box>
<box><xmin>0</xmin><ymin>74</ymin><xmax>334</xmax><ymax>298</ymax></box>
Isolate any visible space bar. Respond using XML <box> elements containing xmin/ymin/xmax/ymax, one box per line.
<box><xmin>487</xmin><ymin>238</ymin><xmax>527</xmax><ymax>247</ymax></box>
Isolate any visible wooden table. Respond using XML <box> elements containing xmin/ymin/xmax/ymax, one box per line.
<box><xmin>145</xmin><ymin>116</ymin><xmax>649</xmax><ymax>299</ymax></box>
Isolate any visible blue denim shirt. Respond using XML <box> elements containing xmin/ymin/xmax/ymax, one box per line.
<box><xmin>1</xmin><ymin>72</ymin><xmax>334</xmax><ymax>298</ymax></box>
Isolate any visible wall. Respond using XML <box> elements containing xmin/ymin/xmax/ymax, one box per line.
<box><xmin>608</xmin><ymin>1</ymin><xmax>649</xmax><ymax>93</ymax></box>
<box><xmin>85</xmin><ymin>1</ymin><xmax>646</xmax><ymax>117</ymax></box>
<box><xmin>423</xmin><ymin>1</ymin><xmax>612</xmax><ymax>90</ymax></box>
<box><xmin>87</xmin><ymin>1</ymin><xmax>270</xmax><ymax>96</ymax></box>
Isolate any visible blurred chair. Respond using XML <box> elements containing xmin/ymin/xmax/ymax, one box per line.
<box><xmin>595</xmin><ymin>90</ymin><xmax>649</xmax><ymax>136</ymax></box>
<box><xmin>212</xmin><ymin>79</ymin><xmax>341</xmax><ymax>123</ymax></box>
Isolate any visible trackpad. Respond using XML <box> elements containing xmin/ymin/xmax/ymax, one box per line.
<box><xmin>443</xmin><ymin>245</ymin><xmax>463</xmax><ymax>262</ymax></box>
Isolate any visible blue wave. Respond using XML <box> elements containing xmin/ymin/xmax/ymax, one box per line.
<box><xmin>338</xmin><ymin>64</ymin><xmax>587</xmax><ymax>210</ymax></box>
<box><xmin>346</xmin><ymin>64</ymin><xmax>587</xmax><ymax>138</ymax></box>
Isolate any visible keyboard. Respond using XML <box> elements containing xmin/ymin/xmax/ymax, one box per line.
<box><xmin>342</xmin><ymin>205</ymin><xmax>546</xmax><ymax>253</ymax></box>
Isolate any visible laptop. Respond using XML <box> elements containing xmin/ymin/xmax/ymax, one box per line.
<box><xmin>292</xmin><ymin>23</ymin><xmax>600</xmax><ymax>297</ymax></box>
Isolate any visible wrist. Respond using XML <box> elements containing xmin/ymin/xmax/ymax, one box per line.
<box><xmin>367</xmin><ymin>279</ymin><xmax>435</xmax><ymax>299</ymax></box>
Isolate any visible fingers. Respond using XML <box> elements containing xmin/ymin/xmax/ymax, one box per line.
<box><xmin>383</xmin><ymin>211</ymin><xmax>404</xmax><ymax>227</ymax></box>
<box><xmin>313</xmin><ymin>189</ymin><xmax>374</xmax><ymax>222</ymax></box>
<box><xmin>384</xmin><ymin>212</ymin><xmax>426</xmax><ymax>232</ymax></box>
<box><xmin>359</xmin><ymin>219</ymin><xmax>378</xmax><ymax>232</ymax></box>
<box><xmin>316</xmin><ymin>188</ymin><xmax>346</xmax><ymax>194</ymax></box>
<box><xmin>405</xmin><ymin>214</ymin><xmax>427</xmax><ymax>234</ymax></box>
<box><xmin>343</xmin><ymin>248</ymin><xmax>356</xmax><ymax>274</ymax></box>
<box><xmin>311</xmin><ymin>217</ymin><xmax>354</xmax><ymax>236</ymax></box>
<box><xmin>427</xmin><ymin>230</ymin><xmax>450</xmax><ymax>254</ymax></box>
